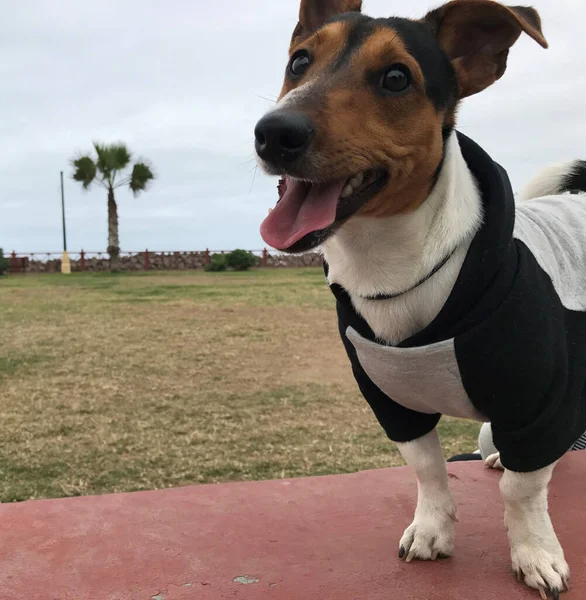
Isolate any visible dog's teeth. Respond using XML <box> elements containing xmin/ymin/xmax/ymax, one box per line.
<box><xmin>340</xmin><ymin>184</ymin><xmax>353</xmax><ymax>198</ymax></box>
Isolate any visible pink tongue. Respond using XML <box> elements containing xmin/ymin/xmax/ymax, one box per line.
<box><xmin>260</xmin><ymin>177</ymin><xmax>346</xmax><ymax>250</ymax></box>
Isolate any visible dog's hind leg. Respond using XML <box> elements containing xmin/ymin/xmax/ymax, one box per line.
<box><xmin>500</xmin><ymin>464</ymin><xmax>570</xmax><ymax>598</ymax></box>
<box><xmin>397</xmin><ymin>429</ymin><xmax>457</xmax><ymax>562</ymax></box>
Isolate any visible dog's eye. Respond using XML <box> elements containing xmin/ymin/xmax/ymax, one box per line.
<box><xmin>381</xmin><ymin>65</ymin><xmax>411</xmax><ymax>93</ymax></box>
<box><xmin>289</xmin><ymin>50</ymin><xmax>312</xmax><ymax>77</ymax></box>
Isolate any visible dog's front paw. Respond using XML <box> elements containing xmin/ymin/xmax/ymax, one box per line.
<box><xmin>399</xmin><ymin>504</ymin><xmax>456</xmax><ymax>562</ymax></box>
<box><xmin>485</xmin><ymin>452</ymin><xmax>504</xmax><ymax>470</ymax></box>
<box><xmin>511</xmin><ymin>543</ymin><xmax>570</xmax><ymax>599</ymax></box>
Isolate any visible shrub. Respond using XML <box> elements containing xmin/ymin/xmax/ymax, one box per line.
<box><xmin>205</xmin><ymin>253</ymin><xmax>228</xmax><ymax>272</ymax></box>
<box><xmin>0</xmin><ymin>249</ymin><xmax>8</xmax><ymax>275</ymax></box>
<box><xmin>226</xmin><ymin>249</ymin><xmax>258</xmax><ymax>271</ymax></box>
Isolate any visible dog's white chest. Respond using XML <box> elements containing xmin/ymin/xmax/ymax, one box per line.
<box><xmin>346</xmin><ymin>327</ymin><xmax>485</xmax><ymax>421</ymax></box>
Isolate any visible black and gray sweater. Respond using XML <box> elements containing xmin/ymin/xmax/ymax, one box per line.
<box><xmin>327</xmin><ymin>132</ymin><xmax>586</xmax><ymax>473</ymax></box>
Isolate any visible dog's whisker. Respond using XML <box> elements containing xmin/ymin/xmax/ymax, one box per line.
<box><xmin>253</xmin><ymin>94</ymin><xmax>278</xmax><ymax>104</ymax></box>
<box><xmin>238</xmin><ymin>156</ymin><xmax>258</xmax><ymax>168</ymax></box>
<box><xmin>248</xmin><ymin>165</ymin><xmax>258</xmax><ymax>195</ymax></box>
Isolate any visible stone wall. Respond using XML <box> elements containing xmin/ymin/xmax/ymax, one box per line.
<box><xmin>27</xmin><ymin>258</ymin><xmax>62</xmax><ymax>273</ymax></box>
<box><xmin>81</xmin><ymin>252</ymin><xmax>210</xmax><ymax>272</ymax></box>
<box><xmin>18</xmin><ymin>251</ymin><xmax>323</xmax><ymax>273</ymax></box>
<box><xmin>264</xmin><ymin>252</ymin><xmax>323</xmax><ymax>268</ymax></box>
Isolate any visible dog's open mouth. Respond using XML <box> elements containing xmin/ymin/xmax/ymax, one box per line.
<box><xmin>260</xmin><ymin>169</ymin><xmax>388</xmax><ymax>252</ymax></box>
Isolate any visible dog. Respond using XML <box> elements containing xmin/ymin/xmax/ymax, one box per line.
<box><xmin>254</xmin><ymin>0</ymin><xmax>586</xmax><ymax>597</ymax></box>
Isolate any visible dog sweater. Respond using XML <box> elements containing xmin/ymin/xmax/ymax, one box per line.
<box><xmin>327</xmin><ymin>132</ymin><xmax>586</xmax><ymax>473</ymax></box>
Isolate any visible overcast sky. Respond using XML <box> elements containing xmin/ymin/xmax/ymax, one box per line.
<box><xmin>2</xmin><ymin>0</ymin><xmax>585</xmax><ymax>253</ymax></box>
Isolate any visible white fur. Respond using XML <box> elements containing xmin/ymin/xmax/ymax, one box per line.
<box><xmin>322</xmin><ymin>132</ymin><xmax>571</xmax><ymax>595</ymax></box>
<box><xmin>485</xmin><ymin>452</ymin><xmax>504</xmax><ymax>470</ymax></box>
<box><xmin>519</xmin><ymin>160</ymin><xmax>583</xmax><ymax>201</ymax></box>
<box><xmin>501</xmin><ymin>465</ymin><xmax>570</xmax><ymax>595</ymax></box>
<box><xmin>323</xmin><ymin>132</ymin><xmax>483</xmax><ymax>344</ymax></box>
<box><xmin>329</xmin><ymin>137</ymin><xmax>473</xmax><ymax>561</ymax></box>
<box><xmin>396</xmin><ymin>430</ymin><xmax>457</xmax><ymax>561</ymax></box>
<box><xmin>276</xmin><ymin>80</ymin><xmax>316</xmax><ymax>109</ymax></box>
<box><xmin>256</xmin><ymin>80</ymin><xmax>327</xmax><ymax>177</ymax></box>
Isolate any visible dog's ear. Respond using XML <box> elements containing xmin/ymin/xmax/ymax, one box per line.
<box><xmin>424</xmin><ymin>0</ymin><xmax>547</xmax><ymax>98</ymax></box>
<box><xmin>291</xmin><ymin>0</ymin><xmax>362</xmax><ymax>47</ymax></box>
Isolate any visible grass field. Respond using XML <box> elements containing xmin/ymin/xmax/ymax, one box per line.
<box><xmin>0</xmin><ymin>268</ymin><xmax>480</xmax><ymax>502</ymax></box>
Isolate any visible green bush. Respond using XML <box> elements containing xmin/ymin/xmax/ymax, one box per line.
<box><xmin>226</xmin><ymin>249</ymin><xmax>258</xmax><ymax>271</ymax></box>
<box><xmin>0</xmin><ymin>249</ymin><xmax>8</xmax><ymax>275</ymax></box>
<box><xmin>204</xmin><ymin>253</ymin><xmax>228</xmax><ymax>272</ymax></box>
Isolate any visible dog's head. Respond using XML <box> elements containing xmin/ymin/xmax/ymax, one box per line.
<box><xmin>256</xmin><ymin>0</ymin><xmax>547</xmax><ymax>252</ymax></box>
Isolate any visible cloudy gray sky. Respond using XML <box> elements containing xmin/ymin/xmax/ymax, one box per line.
<box><xmin>2</xmin><ymin>0</ymin><xmax>585</xmax><ymax>253</ymax></box>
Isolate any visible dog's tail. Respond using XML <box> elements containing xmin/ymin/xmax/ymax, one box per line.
<box><xmin>519</xmin><ymin>160</ymin><xmax>586</xmax><ymax>201</ymax></box>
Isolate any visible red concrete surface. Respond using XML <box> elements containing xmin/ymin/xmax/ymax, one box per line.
<box><xmin>1</xmin><ymin>454</ymin><xmax>585</xmax><ymax>600</ymax></box>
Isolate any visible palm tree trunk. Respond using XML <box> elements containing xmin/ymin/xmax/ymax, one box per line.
<box><xmin>107</xmin><ymin>188</ymin><xmax>122</xmax><ymax>272</ymax></box>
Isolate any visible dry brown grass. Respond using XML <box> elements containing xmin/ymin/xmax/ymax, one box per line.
<box><xmin>0</xmin><ymin>269</ymin><xmax>480</xmax><ymax>501</ymax></box>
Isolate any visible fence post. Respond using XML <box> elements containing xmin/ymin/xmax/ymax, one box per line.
<box><xmin>145</xmin><ymin>249</ymin><xmax>150</xmax><ymax>271</ymax></box>
<box><xmin>10</xmin><ymin>251</ymin><xmax>18</xmax><ymax>274</ymax></box>
<box><xmin>262</xmin><ymin>248</ymin><xmax>268</xmax><ymax>267</ymax></box>
<box><xmin>80</xmin><ymin>249</ymin><xmax>86</xmax><ymax>272</ymax></box>
<box><xmin>205</xmin><ymin>248</ymin><xmax>210</xmax><ymax>265</ymax></box>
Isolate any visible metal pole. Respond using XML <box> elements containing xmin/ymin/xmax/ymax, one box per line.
<box><xmin>60</xmin><ymin>171</ymin><xmax>67</xmax><ymax>252</ymax></box>
<box><xmin>60</xmin><ymin>171</ymin><xmax>71</xmax><ymax>274</ymax></box>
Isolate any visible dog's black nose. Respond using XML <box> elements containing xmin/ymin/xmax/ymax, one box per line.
<box><xmin>254</xmin><ymin>112</ymin><xmax>314</xmax><ymax>164</ymax></box>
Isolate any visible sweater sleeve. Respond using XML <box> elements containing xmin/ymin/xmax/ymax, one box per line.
<box><xmin>454</xmin><ymin>241</ymin><xmax>586</xmax><ymax>472</ymax></box>
<box><xmin>337</xmin><ymin>308</ymin><xmax>441</xmax><ymax>444</ymax></box>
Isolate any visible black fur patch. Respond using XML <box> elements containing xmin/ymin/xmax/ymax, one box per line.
<box><xmin>325</xmin><ymin>14</ymin><xmax>458</xmax><ymax>111</ymax></box>
<box><xmin>384</xmin><ymin>17</ymin><xmax>457</xmax><ymax>111</ymax></box>
<box><xmin>329</xmin><ymin>14</ymin><xmax>377</xmax><ymax>71</ymax></box>
<box><xmin>561</xmin><ymin>161</ymin><xmax>586</xmax><ymax>194</ymax></box>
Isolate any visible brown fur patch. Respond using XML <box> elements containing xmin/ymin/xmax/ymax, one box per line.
<box><xmin>280</xmin><ymin>25</ymin><xmax>447</xmax><ymax>217</ymax></box>
<box><xmin>431</xmin><ymin>1</ymin><xmax>547</xmax><ymax>55</ymax></box>
<box><xmin>350</xmin><ymin>30</ymin><xmax>444</xmax><ymax>217</ymax></box>
<box><xmin>294</xmin><ymin>0</ymin><xmax>362</xmax><ymax>45</ymax></box>
<box><xmin>424</xmin><ymin>1</ymin><xmax>547</xmax><ymax>98</ymax></box>
<box><xmin>279</xmin><ymin>21</ymin><xmax>351</xmax><ymax>101</ymax></box>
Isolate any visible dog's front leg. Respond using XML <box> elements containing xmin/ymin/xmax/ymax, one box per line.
<box><xmin>500</xmin><ymin>464</ymin><xmax>570</xmax><ymax>598</ymax></box>
<box><xmin>397</xmin><ymin>429</ymin><xmax>457</xmax><ymax>562</ymax></box>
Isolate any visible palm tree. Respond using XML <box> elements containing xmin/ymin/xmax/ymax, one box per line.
<box><xmin>71</xmin><ymin>143</ymin><xmax>154</xmax><ymax>272</ymax></box>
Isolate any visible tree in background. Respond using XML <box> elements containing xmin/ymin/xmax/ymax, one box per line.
<box><xmin>0</xmin><ymin>249</ymin><xmax>8</xmax><ymax>275</ymax></box>
<box><xmin>71</xmin><ymin>143</ymin><xmax>154</xmax><ymax>272</ymax></box>
<box><xmin>226</xmin><ymin>249</ymin><xmax>258</xmax><ymax>271</ymax></box>
<box><xmin>204</xmin><ymin>250</ymin><xmax>259</xmax><ymax>272</ymax></box>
